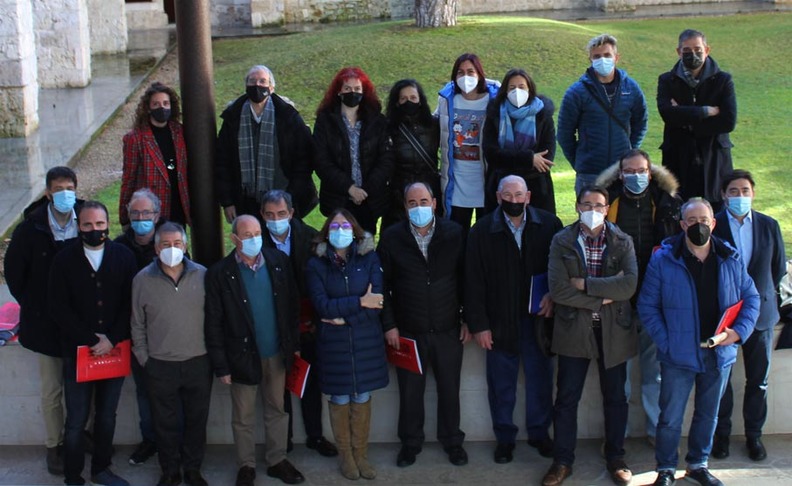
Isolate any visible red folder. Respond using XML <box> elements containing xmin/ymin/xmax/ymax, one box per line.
<box><xmin>386</xmin><ymin>337</ymin><xmax>423</xmax><ymax>375</ymax></box>
<box><xmin>707</xmin><ymin>300</ymin><xmax>744</xmax><ymax>348</ymax></box>
<box><xmin>76</xmin><ymin>339</ymin><xmax>131</xmax><ymax>383</ymax></box>
<box><xmin>286</xmin><ymin>354</ymin><xmax>311</xmax><ymax>398</ymax></box>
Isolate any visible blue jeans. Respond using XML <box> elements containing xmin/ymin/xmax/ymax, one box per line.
<box><xmin>655</xmin><ymin>349</ymin><xmax>731</xmax><ymax>472</ymax></box>
<box><xmin>553</xmin><ymin>327</ymin><xmax>628</xmax><ymax>465</ymax></box>
<box><xmin>625</xmin><ymin>316</ymin><xmax>661</xmax><ymax>437</ymax></box>
<box><xmin>330</xmin><ymin>392</ymin><xmax>371</xmax><ymax>405</ymax></box>
<box><xmin>131</xmin><ymin>354</ymin><xmax>156</xmax><ymax>443</ymax></box>
<box><xmin>62</xmin><ymin>357</ymin><xmax>125</xmax><ymax>484</ymax></box>
<box><xmin>574</xmin><ymin>173</ymin><xmax>600</xmax><ymax>195</ymax></box>
<box><xmin>485</xmin><ymin>316</ymin><xmax>554</xmax><ymax>444</ymax></box>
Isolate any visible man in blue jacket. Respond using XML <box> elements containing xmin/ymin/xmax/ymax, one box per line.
<box><xmin>638</xmin><ymin>197</ymin><xmax>760</xmax><ymax>486</ymax></box>
<box><xmin>711</xmin><ymin>170</ymin><xmax>785</xmax><ymax>461</ymax></box>
<box><xmin>557</xmin><ymin>34</ymin><xmax>648</xmax><ymax>193</ymax></box>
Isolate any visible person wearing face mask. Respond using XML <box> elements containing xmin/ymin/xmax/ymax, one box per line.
<box><xmin>483</xmin><ymin>68</ymin><xmax>557</xmax><ymax>214</ymax></box>
<box><xmin>382</xmin><ymin>79</ymin><xmax>441</xmax><ymax>229</ymax></box>
<box><xmin>465</xmin><ymin>175</ymin><xmax>562</xmax><ymax>466</ymax></box>
<box><xmin>378</xmin><ymin>182</ymin><xmax>470</xmax><ymax>468</ymax></box>
<box><xmin>595</xmin><ymin>149</ymin><xmax>682</xmax><ymax>447</ymax></box>
<box><xmin>658</xmin><ymin>29</ymin><xmax>737</xmax><ymax>212</ymax></box>
<box><xmin>313</xmin><ymin>67</ymin><xmax>394</xmax><ymax>235</ymax></box>
<box><xmin>215</xmin><ymin>65</ymin><xmax>318</xmax><ymax>224</ymax></box>
<box><xmin>259</xmin><ymin>190</ymin><xmax>339</xmax><ymax>459</ymax></box>
<box><xmin>48</xmin><ymin>201</ymin><xmax>138</xmax><ymax>486</ymax></box>
<box><xmin>436</xmin><ymin>53</ymin><xmax>501</xmax><ymax>234</ymax></box>
<box><xmin>709</xmin><ymin>171</ymin><xmax>785</xmax><ymax>462</ymax></box>
<box><xmin>557</xmin><ymin>34</ymin><xmax>648</xmax><ymax>194</ymax></box>
<box><xmin>130</xmin><ymin>222</ymin><xmax>212</xmax><ymax>486</ymax></box>
<box><xmin>638</xmin><ymin>197</ymin><xmax>760</xmax><ymax>486</ymax></box>
<box><xmin>544</xmin><ymin>186</ymin><xmax>638</xmax><ymax>486</ymax></box>
<box><xmin>305</xmin><ymin>209</ymin><xmax>388</xmax><ymax>480</ymax></box>
<box><xmin>4</xmin><ymin>166</ymin><xmax>83</xmax><ymax>475</ymax></box>
<box><xmin>121</xmin><ymin>82</ymin><xmax>190</xmax><ymax>227</ymax></box>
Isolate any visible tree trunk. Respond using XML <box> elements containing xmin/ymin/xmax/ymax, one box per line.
<box><xmin>414</xmin><ymin>0</ymin><xmax>457</xmax><ymax>28</ymax></box>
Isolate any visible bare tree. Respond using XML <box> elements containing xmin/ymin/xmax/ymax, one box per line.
<box><xmin>414</xmin><ymin>0</ymin><xmax>457</xmax><ymax>27</ymax></box>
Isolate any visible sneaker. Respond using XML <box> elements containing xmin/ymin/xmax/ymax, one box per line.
<box><xmin>91</xmin><ymin>468</ymin><xmax>130</xmax><ymax>486</ymax></box>
<box><xmin>128</xmin><ymin>440</ymin><xmax>158</xmax><ymax>465</ymax></box>
<box><xmin>684</xmin><ymin>467</ymin><xmax>723</xmax><ymax>486</ymax></box>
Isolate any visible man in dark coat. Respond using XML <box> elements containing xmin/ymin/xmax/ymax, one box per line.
<box><xmin>215</xmin><ymin>65</ymin><xmax>317</xmax><ymax>222</ymax></box>
<box><xmin>378</xmin><ymin>182</ymin><xmax>469</xmax><ymax>468</ymax></box>
<box><xmin>204</xmin><ymin>215</ymin><xmax>304</xmax><ymax>486</ymax></box>
<box><xmin>465</xmin><ymin>175</ymin><xmax>563</xmax><ymax>465</ymax></box>
<box><xmin>658</xmin><ymin>29</ymin><xmax>737</xmax><ymax>210</ymax></box>
<box><xmin>4</xmin><ymin>166</ymin><xmax>80</xmax><ymax>475</ymax></box>
<box><xmin>711</xmin><ymin>170</ymin><xmax>785</xmax><ymax>462</ymax></box>
<box><xmin>260</xmin><ymin>190</ymin><xmax>337</xmax><ymax>458</ymax></box>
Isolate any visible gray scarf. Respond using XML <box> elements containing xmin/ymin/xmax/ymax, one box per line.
<box><xmin>238</xmin><ymin>99</ymin><xmax>282</xmax><ymax>202</ymax></box>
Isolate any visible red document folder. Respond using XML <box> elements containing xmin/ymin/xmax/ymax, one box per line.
<box><xmin>76</xmin><ymin>339</ymin><xmax>131</xmax><ymax>383</ymax></box>
<box><xmin>386</xmin><ymin>337</ymin><xmax>423</xmax><ymax>375</ymax></box>
<box><xmin>707</xmin><ymin>300</ymin><xmax>744</xmax><ymax>348</ymax></box>
<box><xmin>286</xmin><ymin>354</ymin><xmax>311</xmax><ymax>398</ymax></box>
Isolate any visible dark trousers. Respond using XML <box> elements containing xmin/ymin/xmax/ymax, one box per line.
<box><xmin>285</xmin><ymin>332</ymin><xmax>324</xmax><ymax>441</ymax></box>
<box><xmin>486</xmin><ymin>317</ymin><xmax>554</xmax><ymax>444</ymax></box>
<box><xmin>345</xmin><ymin>201</ymin><xmax>378</xmax><ymax>235</ymax></box>
<box><xmin>553</xmin><ymin>327</ymin><xmax>628</xmax><ymax>465</ymax></box>
<box><xmin>131</xmin><ymin>354</ymin><xmax>157</xmax><ymax>443</ymax></box>
<box><xmin>716</xmin><ymin>327</ymin><xmax>773</xmax><ymax>439</ymax></box>
<box><xmin>146</xmin><ymin>355</ymin><xmax>213</xmax><ymax>474</ymax></box>
<box><xmin>449</xmin><ymin>206</ymin><xmax>484</xmax><ymax>235</ymax></box>
<box><xmin>397</xmin><ymin>328</ymin><xmax>465</xmax><ymax>449</ymax></box>
<box><xmin>62</xmin><ymin>358</ymin><xmax>125</xmax><ymax>484</ymax></box>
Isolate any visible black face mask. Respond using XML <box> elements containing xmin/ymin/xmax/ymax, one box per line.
<box><xmin>501</xmin><ymin>200</ymin><xmax>525</xmax><ymax>218</ymax></box>
<box><xmin>686</xmin><ymin>222</ymin><xmax>711</xmax><ymax>247</ymax></box>
<box><xmin>339</xmin><ymin>92</ymin><xmax>363</xmax><ymax>108</ymax></box>
<box><xmin>246</xmin><ymin>85</ymin><xmax>270</xmax><ymax>103</ymax></box>
<box><xmin>398</xmin><ymin>101</ymin><xmax>421</xmax><ymax>117</ymax></box>
<box><xmin>80</xmin><ymin>229</ymin><xmax>108</xmax><ymax>248</ymax></box>
<box><xmin>150</xmin><ymin>107</ymin><xmax>171</xmax><ymax>123</ymax></box>
<box><xmin>682</xmin><ymin>52</ymin><xmax>704</xmax><ymax>70</ymax></box>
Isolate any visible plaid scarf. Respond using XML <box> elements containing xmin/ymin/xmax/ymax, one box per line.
<box><xmin>238</xmin><ymin>99</ymin><xmax>280</xmax><ymax>202</ymax></box>
<box><xmin>581</xmin><ymin>224</ymin><xmax>607</xmax><ymax>278</ymax></box>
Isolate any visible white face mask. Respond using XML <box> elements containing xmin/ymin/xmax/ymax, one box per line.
<box><xmin>456</xmin><ymin>75</ymin><xmax>478</xmax><ymax>94</ymax></box>
<box><xmin>579</xmin><ymin>210</ymin><xmax>605</xmax><ymax>231</ymax></box>
<box><xmin>159</xmin><ymin>247</ymin><xmax>184</xmax><ymax>267</ymax></box>
<box><xmin>507</xmin><ymin>88</ymin><xmax>530</xmax><ymax>108</ymax></box>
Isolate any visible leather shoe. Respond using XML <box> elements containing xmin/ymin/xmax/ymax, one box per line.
<box><xmin>542</xmin><ymin>462</ymin><xmax>573</xmax><ymax>486</ymax></box>
<box><xmin>653</xmin><ymin>470</ymin><xmax>676</xmax><ymax>486</ymax></box>
<box><xmin>236</xmin><ymin>466</ymin><xmax>256</xmax><ymax>486</ymax></box>
<box><xmin>528</xmin><ymin>437</ymin><xmax>554</xmax><ymax>458</ymax></box>
<box><xmin>444</xmin><ymin>445</ymin><xmax>468</xmax><ymax>466</ymax></box>
<box><xmin>684</xmin><ymin>467</ymin><xmax>723</xmax><ymax>486</ymax></box>
<box><xmin>183</xmin><ymin>469</ymin><xmax>208</xmax><ymax>486</ymax></box>
<box><xmin>157</xmin><ymin>472</ymin><xmax>182</xmax><ymax>486</ymax></box>
<box><xmin>711</xmin><ymin>435</ymin><xmax>729</xmax><ymax>459</ymax></box>
<box><xmin>606</xmin><ymin>459</ymin><xmax>632</xmax><ymax>485</ymax></box>
<box><xmin>306</xmin><ymin>436</ymin><xmax>338</xmax><ymax>457</ymax></box>
<box><xmin>266</xmin><ymin>459</ymin><xmax>305</xmax><ymax>484</ymax></box>
<box><xmin>396</xmin><ymin>445</ymin><xmax>420</xmax><ymax>467</ymax></box>
<box><xmin>493</xmin><ymin>442</ymin><xmax>515</xmax><ymax>464</ymax></box>
<box><xmin>746</xmin><ymin>437</ymin><xmax>767</xmax><ymax>461</ymax></box>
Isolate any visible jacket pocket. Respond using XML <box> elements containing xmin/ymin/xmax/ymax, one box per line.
<box><xmin>554</xmin><ymin>305</ymin><xmax>577</xmax><ymax>328</ymax></box>
<box><xmin>613</xmin><ymin>302</ymin><xmax>633</xmax><ymax>330</ymax></box>
<box><xmin>225</xmin><ymin>336</ymin><xmax>259</xmax><ymax>382</ymax></box>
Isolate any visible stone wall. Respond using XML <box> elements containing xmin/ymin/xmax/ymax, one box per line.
<box><xmin>32</xmin><ymin>0</ymin><xmax>91</xmax><ymax>88</ymax></box>
<box><xmin>87</xmin><ymin>0</ymin><xmax>128</xmax><ymax>54</ymax></box>
<box><xmin>212</xmin><ymin>0</ymin><xmax>252</xmax><ymax>27</ymax></box>
<box><xmin>0</xmin><ymin>0</ymin><xmax>39</xmax><ymax>137</ymax></box>
<box><xmin>125</xmin><ymin>0</ymin><xmax>167</xmax><ymax>30</ymax></box>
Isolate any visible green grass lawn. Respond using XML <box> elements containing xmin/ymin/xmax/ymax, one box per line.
<box><xmin>103</xmin><ymin>12</ymin><xmax>792</xmax><ymax>252</ymax></box>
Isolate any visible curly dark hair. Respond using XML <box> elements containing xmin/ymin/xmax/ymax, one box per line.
<box><xmin>385</xmin><ymin>78</ymin><xmax>433</xmax><ymax>128</ymax></box>
<box><xmin>133</xmin><ymin>82</ymin><xmax>181</xmax><ymax>129</ymax></box>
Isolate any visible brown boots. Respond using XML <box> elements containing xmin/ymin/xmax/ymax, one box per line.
<box><xmin>328</xmin><ymin>400</ymin><xmax>376</xmax><ymax>480</ymax></box>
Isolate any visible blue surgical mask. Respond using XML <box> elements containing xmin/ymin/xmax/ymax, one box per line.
<box><xmin>623</xmin><ymin>173</ymin><xmax>650</xmax><ymax>195</ymax></box>
<box><xmin>130</xmin><ymin>219</ymin><xmax>155</xmax><ymax>236</ymax></box>
<box><xmin>329</xmin><ymin>229</ymin><xmax>354</xmax><ymax>249</ymax></box>
<box><xmin>727</xmin><ymin>196</ymin><xmax>752</xmax><ymax>217</ymax></box>
<box><xmin>52</xmin><ymin>190</ymin><xmax>76</xmax><ymax>213</ymax></box>
<box><xmin>408</xmin><ymin>206</ymin><xmax>434</xmax><ymax>228</ymax></box>
<box><xmin>266</xmin><ymin>218</ymin><xmax>290</xmax><ymax>237</ymax></box>
<box><xmin>592</xmin><ymin>57</ymin><xmax>616</xmax><ymax>77</ymax></box>
<box><xmin>240</xmin><ymin>235</ymin><xmax>262</xmax><ymax>258</ymax></box>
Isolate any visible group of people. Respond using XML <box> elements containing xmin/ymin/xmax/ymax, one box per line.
<box><xmin>3</xmin><ymin>24</ymin><xmax>786</xmax><ymax>486</ymax></box>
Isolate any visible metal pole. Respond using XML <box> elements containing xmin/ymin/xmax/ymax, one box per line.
<box><xmin>174</xmin><ymin>0</ymin><xmax>223</xmax><ymax>265</ymax></box>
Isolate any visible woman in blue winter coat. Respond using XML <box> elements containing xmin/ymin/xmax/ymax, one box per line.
<box><xmin>305</xmin><ymin>208</ymin><xmax>388</xmax><ymax>481</ymax></box>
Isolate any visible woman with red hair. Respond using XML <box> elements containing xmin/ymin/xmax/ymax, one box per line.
<box><xmin>314</xmin><ymin>67</ymin><xmax>394</xmax><ymax>234</ymax></box>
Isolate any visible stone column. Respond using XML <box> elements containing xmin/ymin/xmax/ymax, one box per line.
<box><xmin>87</xmin><ymin>0</ymin><xmax>127</xmax><ymax>54</ymax></box>
<box><xmin>0</xmin><ymin>0</ymin><xmax>39</xmax><ymax>137</ymax></box>
<box><xmin>32</xmin><ymin>0</ymin><xmax>91</xmax><ymax>88</ymax></box>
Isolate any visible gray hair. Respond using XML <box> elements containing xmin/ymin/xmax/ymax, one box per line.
<box><xmin>403</xmin><ymin>181</ymin><xmax>434</xmax><ymax>200</ymax></box>
<box><xmin>678</xmin><ymin>29</ymin><xmax>707</xmax><ymax>48</ymax></box>
<box><xmin>245</xmin><ymin>65</ymin><xmax>276</xmax><ymax>88</ymax></box>
<box><xmin>587</xmin><ymin>34</ymin><xmax>618</xmax><ymax>54</ymax></box>
<box><xmin>681</xmin><ymin>197</ymin><xmax>714</xmax><ymax>219</ymax></box>
<box><xmin>231</xmin><ymin>214</ymin><xmax>260</xmax><ymax>235</ymax></box>
<box><xmin>497</xmin><ymin>175</ymin><xmax>528</xmax><ymax>193</ymax></box>
<box><xmin>154</xmin><ymin>221</ymin><xmax>188</xmax><ymax>246</ymax></box>
<box><xmin>261</xmin><ymin>190</ymin><xmax>293</xmax><ymax>211</ymax></box>
<box><xmin>126</xmin><ymin>188</ymin><xmax>161</xmax><ymax>213</ymax></box>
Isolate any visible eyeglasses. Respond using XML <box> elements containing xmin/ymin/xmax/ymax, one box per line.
<box><xmin>129</xmin><ymin>210</ymin><xmax>158</xmax><ymax>218</ymax></box>
<box><xmin>578</xmin><ymin>202</ymin><xmax>607</xmax><ymax>210</ymax></box>
<box><xmin>329</xmin><ymin>222</ymin><xmax>353</xmax><ymax>230</ymax></box>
